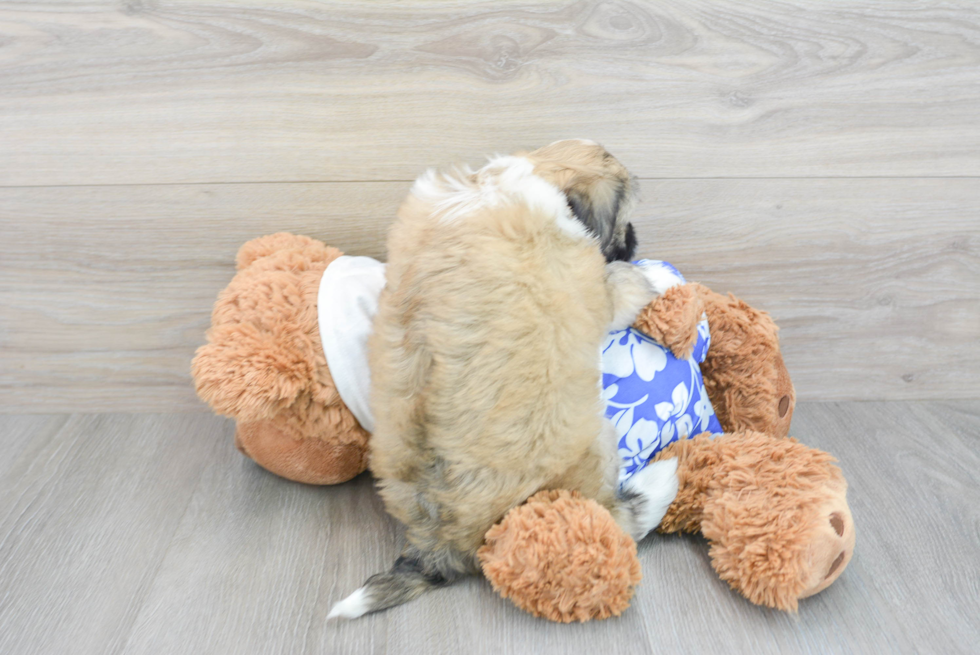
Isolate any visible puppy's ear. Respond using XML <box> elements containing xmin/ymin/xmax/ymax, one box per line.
<box><xmin>613</xmin><ymin>222</ymin><xmax>638</xmax><ymax>263</ymax></box>
<box><xmin>525</xmin><ymin>140</ymin><xmax>639</xmax><ymax>261</ymax></box>
<box><xmin>566</xmin><ymin>176</ymin><xmax>636</xmax><ymax>262</ymax></box>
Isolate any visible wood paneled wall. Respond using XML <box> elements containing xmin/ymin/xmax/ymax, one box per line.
<box><xmin>1</xmin><ymin>1</ymin><xmax>978</xmax><ymax>410</ymax></box>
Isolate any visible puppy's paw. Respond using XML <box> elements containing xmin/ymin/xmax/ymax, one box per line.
<box><xmin>637</xmin><ymin>261</ymin><xmax>685</xmax><ymax>296</ymax></box>
<box><xmin>605</xmin><ymin>261</ymin><xmax>657</xmax><ymax>331</ymax></box>
<box><xmin>621</xmin><ymin>457</ymin><xmax>679</xmax><ymax>541</ymax></box>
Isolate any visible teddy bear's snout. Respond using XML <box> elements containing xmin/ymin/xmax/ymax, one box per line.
<box><xmin>799</xmin><ymin>501</ymin><xmax>855</xmax><ymax>600</ymax></box>
<box><xmin>826</xmin><ymin>512</ymin><xmax>848</xmax><ymax>579</ymax></box>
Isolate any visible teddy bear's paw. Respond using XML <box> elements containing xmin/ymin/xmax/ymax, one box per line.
<box><xmin>478</xmin><ymin>490</ymin><xmax>641</xmax><ymax>622</ymax></box>
<box><xmin>632</xmin><ymin>284</ymin><xmax>705</xmax><ymax>359</ymax></box>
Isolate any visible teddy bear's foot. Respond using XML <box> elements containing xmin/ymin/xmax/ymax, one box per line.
<box><xmin>235</xmin><ymin>419</ymin><xmax>368</xmax><ymax>485</ymax></box>
<box><xmin>478</xmin><ymin>490</ymin><xmax>641</xmax><ymax>622</ymax></box>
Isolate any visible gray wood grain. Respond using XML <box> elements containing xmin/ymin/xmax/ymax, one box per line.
<box><xmin>0</xmin><ymin>181</ymin><xmax>408</xmax><ymax>412</ymax></box>
<box><xmin>0</xmin><ymin>413</ymin><xmax>225</xmax><ymax>655</ymax></box>
<box><xmin>0</xmin><ymin>402</ymin><xmax>977</xmax><ymax>654</ymax></box>
<box><xmin>1</xmin><ymin>179</ymin><xmax>976</xmax><ymax>411</ymax></box>
<box><xmin>645</xmin><ymin>178</ymin><xmax>980</xmax><ymax>403</ymax></box>
<box><xmin>0</xmin><ymin>1</ymin><xmax>978</xmax><ymax>185</ymax></box>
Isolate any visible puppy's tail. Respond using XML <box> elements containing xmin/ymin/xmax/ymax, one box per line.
<box><xmin>328</xmin><ymin>555</ymin><xmax>450</xmax><ymax>620</ymax></box>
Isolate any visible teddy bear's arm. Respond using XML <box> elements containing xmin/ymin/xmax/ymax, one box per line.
<box><xmin>631</xmin><ymin>283</ymin><xmax>705</xmax><ymax>360</ymax></box>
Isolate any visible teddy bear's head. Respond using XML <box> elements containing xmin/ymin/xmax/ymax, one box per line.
<box><xmin>191</xmin><ymin>233</ymin><xmax>370</xmax><ymax>484</ymax></box>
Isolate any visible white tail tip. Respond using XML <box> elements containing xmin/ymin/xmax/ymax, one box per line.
<box><xmin>327</xmin><ymin>586</ymin><xmax>372</xmax><ymax>620</ymax></box>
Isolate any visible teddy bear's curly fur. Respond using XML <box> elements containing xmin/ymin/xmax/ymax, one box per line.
<box><xmin>476</xmin><ymin>284</ymin><xmax>848</xmax><ymax>620</ymax></box>
<box><xmin>633</xmin><ymin>282</ymin><xmax>796</xmax><ymax>438</ymax></box>
<box><xmin>192</xmin><ymin>233</ymin><xmax>369</xmax><ymax>484</ymax></box>
<box><xmin>479</xmin><ymin>489</ymin><xmax>642</xmax><ymax>622</ymax></box>
<box><xmin>654</xmin><ymin>432</ymin><xmax>853</xmax><ymax>612</ymax></box>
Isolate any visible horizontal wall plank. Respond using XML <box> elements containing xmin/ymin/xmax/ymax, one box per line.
<box><xmin>644</xmin><ymin>179</ymin><xmax>980</xmax><ymax>403</ymax></box>
<box><xmin>0</xmin><ymin>178</ymin><xmax>976</xmax><ymax>411</ymax></box>
<box><xmin>0</xmin><ymin>1</ymin><xmax>978</xmax><ymax>185</ymax></box>
<box><xmin>0</xmin><ymin>181</ymin><xmax>409</xmax><ymax>411</ymax></box>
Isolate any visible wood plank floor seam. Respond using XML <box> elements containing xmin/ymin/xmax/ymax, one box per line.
<box><xmin>1</xmin><ymin>175</ymin><xmax>980</xmax><ymax>190</ymax></box>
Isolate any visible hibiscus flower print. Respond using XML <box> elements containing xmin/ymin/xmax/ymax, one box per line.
<box><xmin>600</xmin><ymin>260</ymin><xmax>726</xmax><ymax>488</ymax></box>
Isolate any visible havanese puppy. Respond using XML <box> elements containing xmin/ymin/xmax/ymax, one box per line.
<box><xmin>329</xmin><ymin>140</ymin><xmax>679</xmax><ymax>619</ymax></box>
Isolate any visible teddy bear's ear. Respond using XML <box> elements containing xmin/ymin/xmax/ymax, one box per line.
<box><xmin>191</xmin><ymin>321</ymin><xmax>315</xmax><ymax>422</ymax></box>
<box><xmin>235</xmin><ymin>232</ymin><xmax>339</xmax><ymax>271</ymax></box>
<box><xmin>195</xmin><ymin>235</ymin><xmax>334</xmax><ymax>423</ymax></box>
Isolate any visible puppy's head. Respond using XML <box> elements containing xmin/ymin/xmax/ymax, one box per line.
<box><xmin>522</xmin><ymin>140</ymin><xmax>638</xmax><ymax>262</ymax></box>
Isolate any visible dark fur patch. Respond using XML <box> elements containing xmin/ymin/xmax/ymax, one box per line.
<box><xmin>617</xmin><ymin>483</ymin><xmax>648</xmax><ymax>535</ymax></box>
<box><xmin>358</xmin><ymin>555</ymin><xmax>450</xmax><ymax>615</ymax></box>
<box><xmin>565</xmin><ymin>193</ymin><xmax>593</xmax><ymax>235</ymax></box>
<box><xmin>393</xmin><ymin>555</ymin><xmax>449</xmax><ymax>586</ymax></box>
<box><xmin>609</xmin><ymin>222</ymin><xmax>637</xmax><ymax>262</ymax></box>
<box><xmin>354</xmin><ymin>544</ymin><xmax>474</xmax><ymax>616</ymax></box>
<box><xmin>565</xmin><ymin>179</ymin><xmax>635</xmax><ymax>262</ymax></box>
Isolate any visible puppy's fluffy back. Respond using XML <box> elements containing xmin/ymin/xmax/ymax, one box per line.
<box><xmin>369</xmin><ymin>156</ymin><xmax>612</xmax><ymax>556</ymax></box>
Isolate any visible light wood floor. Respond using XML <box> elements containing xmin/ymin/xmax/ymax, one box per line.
<box><xmin>0</xmin><ymin>401</ymin><xmax>978</xmax><ymax>654</ymax></box>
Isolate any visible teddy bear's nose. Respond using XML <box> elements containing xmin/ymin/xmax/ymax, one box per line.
<box><xmin>827</xmin><ymin>551</ymin><xmax>846</xmax><ymax>579</ymax></box>
<box><xmin>778</xmin><ymin>395</ymin><xmax>790</xmax><ymax>417</ymax></box>
<box><xmin>830</xmin><ymin>512</ymin><xmax>845</xmax><ymax>536</ymax></box>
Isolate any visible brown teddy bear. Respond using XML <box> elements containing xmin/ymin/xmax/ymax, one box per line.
<box><xmin>192</xmin><ymin>232</ymin><xmax>854</xmax><ymax>621</ymax></box>
<box><xmin>192</xmin><ymin>233</ymin><xmax>370</xmax><ymax>485</ymax></box>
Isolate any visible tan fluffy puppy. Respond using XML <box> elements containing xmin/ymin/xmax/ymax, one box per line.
<box><xmin>330</xmin><ymin>141</ymin><xmax>679</xmax><ymax>619</ymax></box>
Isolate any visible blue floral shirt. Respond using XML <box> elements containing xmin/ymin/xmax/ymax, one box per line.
<box><xmin>602</xmin><ymin>261</ymin><xmax>723</xmax><ymax>486</ymax></box>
